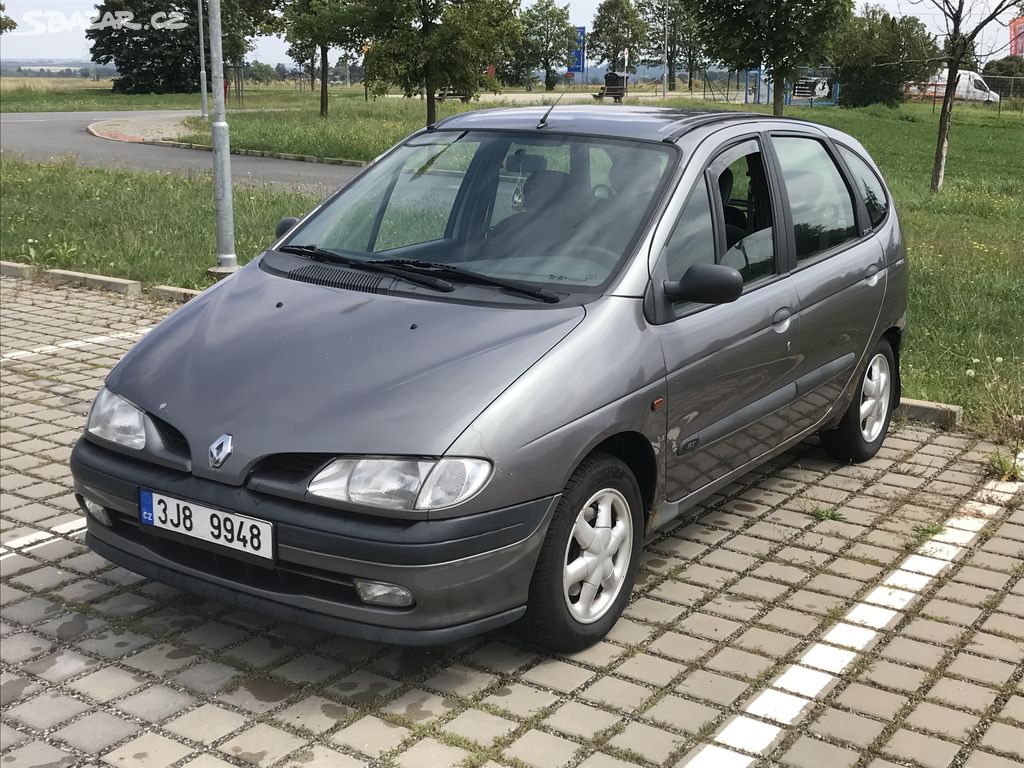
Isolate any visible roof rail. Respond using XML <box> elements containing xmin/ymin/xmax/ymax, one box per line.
<box><xmin>661</xmin><ymin>111</ymin><xmax>778</xmax><ymax>143</ymax></box>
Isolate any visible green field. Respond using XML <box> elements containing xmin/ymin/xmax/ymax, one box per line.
<box><xmin>0</xmin><ymin>77</ymin><xmax>366</xmax><ymax>112</ymax></box>
<box><xmin>1</xmin><ymin>99</ymin><xmax>1021</xmax><ymax>427</ymax></box>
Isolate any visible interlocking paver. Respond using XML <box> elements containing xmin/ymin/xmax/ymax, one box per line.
<box><xmin>3</xmin><ymin>278</ymin><xmax>1022</xmax><ymax>768</ymax></box>
<box><xmin>504</xmin><ymin>729</ymin><xmax>578</xmax><ymax>768</ymax></box>
<box><xmin>331</xmin><ymin>715</ymin><xmax>410</xmax><ymax>757</ymax></box>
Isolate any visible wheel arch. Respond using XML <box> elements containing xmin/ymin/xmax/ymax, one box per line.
<box><xmin>587</xmin><ymin>431</ymin><xmax>659</xmax><ymax>517</ymax></box>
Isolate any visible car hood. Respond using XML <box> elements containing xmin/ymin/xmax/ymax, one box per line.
<box><xmin>107</xmin><ymin>262</ymin><xmax>585</xmax><ymax>485</ymax></box>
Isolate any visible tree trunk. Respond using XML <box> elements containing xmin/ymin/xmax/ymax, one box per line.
<box><xmin>668</xmin><ymin>60</ymin><xmax>676</xmax><ymax>91</ymax></box>
<box><xmin>771</xmin><ymin>67</ymin><xmax>786</xmax><ymax>116</ymax></box>
<box><xmin>319</xmin><ymin>45</ymin><xmax>329</xmax><ymax>118</ymax></box>
<box><xmin>931</xmin><ymin>61</ymin><xmax>960</xmax><ymax>192</ymax></box>
<box><xmin>310</xmin><ymin>57</ymin><xmax>316</xmax><ymax>91</ymax></box>
<box><xmin>425</xmin><ymin>62</ymin><xmax>436</xmax><ymax>126</ymax></box>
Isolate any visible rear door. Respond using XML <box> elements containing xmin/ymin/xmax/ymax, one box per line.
<box><xmin>652</xmin><ymin>131</ymin><xmax>802</xmax><ymax>502</ymax></box>
<box><xmin>766</xmin><ymin>131</ymin><xmax>887</xmax><ymax>429</ymax></box>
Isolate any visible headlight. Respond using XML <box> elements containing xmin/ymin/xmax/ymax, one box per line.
<box><xmin>87</xmin><ymin>388</ymin><xmax>146</xmax><ymax>450</ymax></box>
<box><xmin>308</xmin><ymin>457</ymin><xmax>491</xmax><ymax>511</ymax></box>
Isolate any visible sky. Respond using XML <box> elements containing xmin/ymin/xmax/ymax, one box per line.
<box><xmin>0</xmin><ymin>0</ymin><xmax>1017</xmax><ymax>66</ymax></box>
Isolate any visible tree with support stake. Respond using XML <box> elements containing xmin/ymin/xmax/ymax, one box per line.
<box><xmin>909</xmin><ymin>0</ymin><xmax>1020</xmax><ymax>192</ymax></box>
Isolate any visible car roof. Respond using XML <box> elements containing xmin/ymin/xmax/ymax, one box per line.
<box><xmin>432</xmin><ymin>105</ymin><xmax>772</xmax><ymax>142</ymax></box>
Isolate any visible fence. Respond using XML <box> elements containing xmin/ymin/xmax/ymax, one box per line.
<box><xmin>906</xmin><ymin>74</ymin><xmax>1024</xmax><ymax>116</ymax></box>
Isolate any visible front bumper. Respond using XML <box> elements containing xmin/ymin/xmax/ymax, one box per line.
<box><xmin>72</xmin><ymin>439</ymin><xmax>557</xmax><ymax>645</ymax></box>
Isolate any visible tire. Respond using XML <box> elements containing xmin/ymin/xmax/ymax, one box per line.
<box><xmin>519</xmin><ymin>452</ymin><xmax>644</xmax><ymax>652</ymax></box>
<box><xmin>820</xmin><ymin>338</ymin><xmax>896</xmax><ymax>463</ymax></box>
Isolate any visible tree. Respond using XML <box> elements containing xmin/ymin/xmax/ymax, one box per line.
<box><xmin>833</xmin><ymin>5</ymin><xmax>940</xmax><ymax>107</ymax></box>
<box><xmin>522</xmin><ymin>0</ymin><xmax>578</xmax><ymax>91</ymax></box>
<box><xmin>589</xmin><ymin>0</ymin><xmax>646</xmax><ymax>72</ymax></box>
<box><xmin>89</xmin><ymin>0</ymin><xmax>199</xmax><ymax>93</ymax></box>
<box><xmin>359</xmin><ymin>0</ymin><xmax>520</xmax><ymax>126</ymax></box>
<box><xmin>982</xmin><ymin>55</ymin><xmax>1024</xmax><ymax>96</ymax></box>
<box><xmin>285</xmin><ymin>0</ymin><xmax>360</xmax><ymax>117</ymax></box>
<box><xmin>275</xmin><ymin>62</ymin><xmax>289</xmax><ymax>79</ymax></box>
<box><xmin>697</xmin><ymin>0</ymin><xmax>852</xmax><ymax>115</ymax></box>
<box><xmin>637</xmin><ymin>0</ymin><xmax>706</xmax><ymax>90</ymax></box>
<box><xmin>248</xmin><ymin>61</ymin><xmax>277</xmax><ymax>83</ymax></box>
<box><xmin>498</xmin><ymin>16</ymin><xmax>540</xmax><ymax>88</ymax></box>
<box><xmin>1</xmin><ymin>3</ymin><xmax>17</xmax><ymax>33</ymax></box>
<box><xmin>88</xmin><ymin>0</ymin><xmax>278</xmax><ymax>94</ymax></box>
<box><xmin>910</xmin><ymin>0</ymin><xmax>1019</xmax><ymax>191</ymax></box>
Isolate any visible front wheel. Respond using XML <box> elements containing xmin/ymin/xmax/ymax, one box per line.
<box><xmin>821</xmin><ymin>338</ymin><xmax>896</xmax><ymax>462</ymax></box>
<box><xmin>519</xmin><ymin>453</ymin><xmax>643</xmax><ymax>651</ymax></box>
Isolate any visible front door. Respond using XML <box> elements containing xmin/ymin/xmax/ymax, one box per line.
<box><xmin>654</xmin><ymin>136</ymin><xmax>802</xmax><ymax>502</ymax></box>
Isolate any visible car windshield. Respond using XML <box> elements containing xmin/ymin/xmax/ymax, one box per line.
<box><xmin>284</xmin><ymin>130</ymin><xmax>674</xmax><ymax>290</ymax></box>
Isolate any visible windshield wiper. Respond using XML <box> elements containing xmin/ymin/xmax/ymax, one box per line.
<box><xmin>277</xmin><ymin>245</ymin><xmax>454</xmax><ymax>293</ymax></box>
<box><xmin>374</xmin><ymin>259</ymin><xmax>560</xmax><ymax>304</ymax></box>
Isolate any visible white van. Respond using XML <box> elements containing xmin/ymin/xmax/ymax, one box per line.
<box><xmin>918</xmin><ymin>69</ymin><xmax>1000</xmax><ymax>103</ymax></box>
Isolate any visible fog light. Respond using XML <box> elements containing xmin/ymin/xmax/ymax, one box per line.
<box><xmin>354</xmin><ymin>579</ymin><xmax>414</xmax><ymax>608</ymax></box>
<box><xmin>80</xmin><ymin>496</ymin><xmax>113</xmax><ymax>526</ymax></box>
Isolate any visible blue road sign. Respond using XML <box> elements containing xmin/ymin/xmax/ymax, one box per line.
<box><xmin>569</xmin><ymin>26</ymin><xmax>585</xmax><ymax>73</ymax></box>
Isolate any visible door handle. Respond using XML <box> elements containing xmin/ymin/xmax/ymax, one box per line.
<box><xmin>864</xmin><ymin>264</ymin><xmax>881</xmax><ymax>286</ymax></box>
<box><xmin>771</xmin><ymin>307</ymin><xmax>792</xmax><ymax>333</ymax></box>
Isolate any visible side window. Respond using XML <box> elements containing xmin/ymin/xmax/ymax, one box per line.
<box><xmin>838</xmin><ymin>145</ymin><xmax>888</xmax><ymax>229</ymax></box>
<box><xmin>772</xmin><ymin>136</ymin><xmax>857</xmax><ymax>262</ymax></box>
<box><xmin>665</xmin><ymin>180</ymin><xmax>715</xmax><ymax>281</ymax></box>
<box><xmin>711</xmin><ymin>144</ymin><xmax>776</xmax><ymax>283</ymax></box>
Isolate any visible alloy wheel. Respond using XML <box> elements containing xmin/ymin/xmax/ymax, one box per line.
<box><xmin>562</xmin><ymin>488</ymin><xmax>633</xmax><ymax>624</ymax></box>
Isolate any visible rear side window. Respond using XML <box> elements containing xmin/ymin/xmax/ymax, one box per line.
<box><xmin>838</xmin><ymin>146</ymin><xmax>889</xmax><ymax>229</ymax></box>
<box><xmin>772</xmin><ymin>137</ymin><xmax>857</xmax><ymax>262</ymax></box>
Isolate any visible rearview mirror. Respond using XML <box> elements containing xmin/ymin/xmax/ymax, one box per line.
<box><xmin>276</xmin><ymin>217</ymin><xmax>300</xmax><ymax>239</ymax></box>
<box><xmin>663</xmin><ymin>263</ymin><xmax>743</xmax><ymax>304</ymax></box>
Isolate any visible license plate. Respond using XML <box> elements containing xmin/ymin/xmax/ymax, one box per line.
<box><xmin>139</xmin><ymin>489</ymin><xmax>273</xmax><ymax>560</ymax></box>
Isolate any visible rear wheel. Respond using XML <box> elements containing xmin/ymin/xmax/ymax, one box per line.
<box><xmin>821</xmin><ymin>338</ymin><xmax>896</xmax><ymax>462</ymax></box>
<box><xmin>519</xmin><ymin>453</ymin><xmax>643</xmax><ymax>651</ymax></box>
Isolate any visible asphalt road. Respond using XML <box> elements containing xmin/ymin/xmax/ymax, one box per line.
<box><xmin>0</xmin><ymin>110</ymin><xmax>360</xmax><ymax>194</ymax></box>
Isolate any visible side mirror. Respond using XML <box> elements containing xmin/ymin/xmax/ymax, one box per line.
<box><xmin>276</xmin><ymin>217</ymin><xmax>300</xmax><ymax>239</ymax></box>
<box><xmin>663</xmin><ymin>263</ymin><xmax>743</xmax><ymax>304</ymax></box>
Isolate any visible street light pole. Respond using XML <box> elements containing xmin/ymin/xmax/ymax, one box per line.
<box><xmin>207</xmin><ymin>0</ymin><xmax>237</xmax><ymax>277</ymax></box>
<box><xmin>661</xmin><ymin>1</ymin><xmax>668</xmax><ymax>98</ymax></box>
<box><xmin>197</xmin><ymin>0</ymin><xmax>208</xmax><ymax>119</ymax></box>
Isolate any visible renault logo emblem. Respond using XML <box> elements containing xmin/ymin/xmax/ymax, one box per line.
<box><xmin>209</xmin><ymin>434</ymin><xmax>233</xmax><ymax>469</ymax></box>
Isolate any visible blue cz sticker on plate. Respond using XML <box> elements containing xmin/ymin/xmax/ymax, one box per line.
<box><xmin>139</xmin><ymin>489</ymin><xmax>154</xmax><ymax>526</ymax></box>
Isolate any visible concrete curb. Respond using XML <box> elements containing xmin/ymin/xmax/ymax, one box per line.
<box><xmin>43</xmin><ymin>269</ymin><xmax>141</xmax><ymax>296</ymax></box>
<box><xmin>2</xmin><ymin>261</ymin><xmax>203</xmax><ymax>304</ymax></box>
<box><xmin>152</xmin><ymin>285</ymin><xmax>203</xmax><ymax>303</ymax></box>
<box><xmin>896</xmin><ymin>398</ymin><xmax>963</xmax><ymax>428</ymax></box>
<box><xmin>1</xmin><ymin>261</ymin><xmax>36</xmax><ymax>278</ymax></box>
<box><xmin>87</xmin><ymin>120</ymin><xmax>367</xmax><ymax>168</ymax></box>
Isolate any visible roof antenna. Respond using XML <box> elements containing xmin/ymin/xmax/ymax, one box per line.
<box><xmin>537</xmin><ymin>90</ymin><xmax>568</xmax><ymax>129</ymax></box>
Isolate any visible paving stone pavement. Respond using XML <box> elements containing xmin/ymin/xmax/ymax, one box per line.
<box><xmin>1</xmin><ymin>274</ymin><xmax>1022</xmax><ymax>768</ymax></box>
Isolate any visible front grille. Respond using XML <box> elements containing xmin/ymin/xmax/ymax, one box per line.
<box><xmin>109</xmin><ymin>510</ymin><xmax>362</xmax><ymax>606</ymax></box>
<box><xmin>154</xmin><ymin>418</ymin><xmax>190</xmax><ymax>456</ymax></box>
<box><xmin>249</xmin><ymin>453</ymin><xmax>333</xmax><ymax>485</ymax></box>
<box><xmin>288</xmin><ymin>264</ymin><xmax>386</xmax><ymax>294</ymax></box>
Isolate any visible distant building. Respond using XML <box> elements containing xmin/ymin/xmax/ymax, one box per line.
<box><xmin>1011</xmin><ymin>16</ymin><xmax>1024</xmax><ymax>57</ymax></box>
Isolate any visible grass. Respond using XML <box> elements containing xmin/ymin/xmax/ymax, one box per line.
<box><xmin>0</xmin><ymin>157</ymin><xmax>317</xmax><ymax>289</ymax></box>
<box><xmin>0</xmin><ymin>76</ymin><xmax>361</xmax><ymax>113</ymax></box>
<box><xmin>1</xmin><ymin>96</ymin><xmax>1021</xmax><ymax>428</ymax></box>
<box><xmin>812</xmin><ymin>506</ymin><xmax>845</xmax><ymax>522</ymax></box>
<box><xmin>987</xmin><ymin>450</ymin><xmax>1023</xmax><ymax>482</ymax></box>
<box><xmin>177</xmin><ymin>97</ymin><xmax>502</xmax><ymax>161</ymax></box>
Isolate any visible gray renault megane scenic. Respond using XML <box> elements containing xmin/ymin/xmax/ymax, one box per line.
<box><xmin>71</xmin><ymin>106</ymin><xmax>907</xmax><ymax>650</ymax></box>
